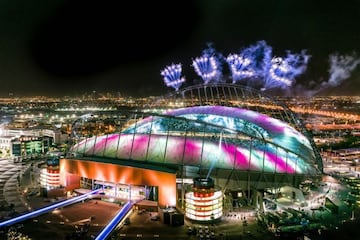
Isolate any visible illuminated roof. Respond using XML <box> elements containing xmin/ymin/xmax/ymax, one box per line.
<box><xmin>72</xmin><ymin>105</ymin><xmax>320</xmax><ymax>175</ymax></box>
<box><xmin>123</xmin><ymin>106</ymin><xmax>314</xmax><ymax>159</ymax></box>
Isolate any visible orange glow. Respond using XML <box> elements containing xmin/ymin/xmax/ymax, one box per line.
<box><xmin>60</xmin><ymin>158</ymin><xmax>176</xmax><ymax>207</ymax></box>
<box><xmin>47</xmin><ymin>169</ymin><xmax>59</xmax><ymax>174</ymax></box>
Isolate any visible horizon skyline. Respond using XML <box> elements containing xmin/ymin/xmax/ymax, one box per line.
<box><xmin>1</xmin><ymin>87</ymin><xmax>360</xmax><ymax>98</ymax></box>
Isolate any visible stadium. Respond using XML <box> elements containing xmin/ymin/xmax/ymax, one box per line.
<box><xmin>60</xmin><ymin>83</ymin><xmax>323</xmax><ymax>222</ymax></box>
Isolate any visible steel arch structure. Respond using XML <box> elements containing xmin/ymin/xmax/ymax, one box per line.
<box><xmin>152</xmin><ymin>83</ymin><xmax>323</xmax><ymax>172</ymax></box>
<box><xmin>68</xmin><ymin>83</ymin><xmax>323</xmax><ymax>194</ymax></box>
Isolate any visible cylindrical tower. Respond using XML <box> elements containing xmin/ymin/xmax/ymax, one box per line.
<box><xmin>40</xmin><ymin>157</ymin><xmax>61</xmax><ymax>190</ymax></box>
<box><xmin>185</xmin><ymin>177</ymin><xmax>223</xmax><ymax>222</ymax></box>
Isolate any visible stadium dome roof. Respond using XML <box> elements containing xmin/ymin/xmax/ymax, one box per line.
<box><xmin>70</xmin><ymin>83</ymin><xmax>323</xmax><ymax>180</ymax></box>
<box><xmin>123</xmin><ymin>105</ymin><xmax>315</xmax><ymax>162</ymax></box>
<box><xmin>72</xmin><ymin>106</ymin><xmax>320</xmax><ymax>176</ymax></box>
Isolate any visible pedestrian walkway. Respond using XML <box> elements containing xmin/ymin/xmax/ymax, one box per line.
<box><xmin>0</xmin><ymin>159</ymin><xmax>32</xmax><ymax>216</ymax></box>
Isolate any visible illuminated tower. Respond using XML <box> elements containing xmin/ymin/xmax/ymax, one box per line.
<box><xmin>185</xmin><ymin>177</ymin><xmax>223</xmax><ymax>222</ymax></box>
<box><xmin>40</xmin><ymin>157</ymin><xmax>60</xmax><ymax>190</ymax></box>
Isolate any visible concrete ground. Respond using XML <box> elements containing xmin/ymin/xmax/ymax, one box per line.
<box><xmin>4</xmin><ymin>199</ymin><xmax>121</xmax><ymax>239</ymax></box>
<box><xmin>114</xmin><ymin>208</ymin><xmax>273</xmax><ymax>240</ymax></box>
<box><xmin>2</xmin><ymin>159</ymin><xmax>359</xmax><ymax>240</ymax></box>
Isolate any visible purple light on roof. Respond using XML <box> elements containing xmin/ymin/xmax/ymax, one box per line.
<box><xmin>121</xmin><ymin>105</ymin><xmax>313</xmax><ymax>160</ymax></box>
<box><xmin>266</xmin><ymin>151</ymin><xmax>295</xmax><ymax>174</ymax></box>
<box><xmin>223</xmin><ymin>144</ymin><xmax>248</xmax><ymax>169</ymax></box>
<box><xmin>73</xmin><ymin>133</ymin><xmax>309</xmax><ymax>174</ymax></box>
<box><xmin>165</xmin><ymin>105</ymin><xmax>286</xmax><ymax>135</ymax></box>
<box><xmin>93</xmin><ymin>135</ymin><xmax>108</xmax><ymax>154</ymax></box>
<box><xmin>183</xmin><ymin>139</ymin><xmax>203</xmax><ymax>165</ymax></box>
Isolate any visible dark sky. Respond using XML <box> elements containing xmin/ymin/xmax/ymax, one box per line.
<box><xmin>1</xmin><ymin>0</ymin><xmax>360</xmax><ymax>97</ymax></box>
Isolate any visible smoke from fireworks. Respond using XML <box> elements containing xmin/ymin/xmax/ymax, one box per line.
<box><xmin>323</xmin><ymin>53</ymin><xmax>360</xmax><ymax>88</ymax></box>
<box><xmin>265</xmin><ymin>50</ymin><xmax>310</xmax><ymax>89</ymax></box>
<box><xmin>161</xmin><ymin>40</ymin><xmax>359</xmax><ymax>96</ymax></box>
<box><xmin>226</xmin><ymin>54</ymin><xmax>257</xmax><ymax>82</ymax></box>
<box><xmin>226</xmin><ymin>41</ymin><xmax>310</xmax><ymax>90</ymax></box>
<box><xmin>192</xmin><ymin>44</ymin><xmax>223</xmax><ymax>84</ymax></box>
<box><xmin>160</xmin><ymin>63</ymin><xmax>185</xmax><ymax>91</ymax></box>
<box><xmin>226</xmin><ymin>40</ymin><xmax>272</xmax><ymax>83</ymax></box>
<box><xmin>293</xmin><ymin>53</ymin><xmax>360</xmax><ymax>97</ymax></box>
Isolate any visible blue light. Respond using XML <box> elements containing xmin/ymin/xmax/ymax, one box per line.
<box><xmin>226</xmin><ymin>54</ymin><xmax>256</xmax><ymax>82</ymax></box>
<box><xmin>161</xmin><ymin>63</ymin><xmax>185</xmax><ymax>91</ymax></box>
<box><xmin>226</xmin><ymin>40</ymin><xmax>273</xmax><ymax>83</ymax></box>
<box><xmin>163</xmin><ymin>40</ymin><xmax>310</xmax><ymax>91</ymax></box>
<box><xmin>192</xmin><ymin>44</ymin><xmax>222</xmax><ymax>84</ymax></box>
<box><xmin>95</xmin><ymin>201</ymin><xmax>133</xmax><ymax>240</ymax></box>
<box><xmin>225</xmin><ymin>41</ymin><xmax>310</xmax><ymax>90</ymax></box>
<box><xmin>265</xmin><ymin>50</ymin><xmax>310</xmax><ymax>89</ymax></box>
<box><xmin>0</xmin><ymin>189</ymin><xmax>100</xmax><ymax>228</ymax></box>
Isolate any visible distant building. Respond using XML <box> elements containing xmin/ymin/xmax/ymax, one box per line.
<box><xmin>2</xmin><ymin>127</ymin><xmax>68</xmax><ymax>144</ymax></box>
<box><xmin>11</xmin><ymin>136</ymin><xmax>53</xmax><ymax>159</ymax></box>
<box><xmin>0</xmin><ymin>136</ymin><xmax>16</xmax><ymax>158</ymax></box>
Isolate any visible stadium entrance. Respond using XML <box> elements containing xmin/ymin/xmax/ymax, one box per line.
<box><xmin>80</xmin><ymin>177</ymin><xmax>158</xmax><ymax>202</ymax></box>
<box><xmin>61</xmin><ymin>158</ymin><xmax>177</xmax><ymax>207</ymax></box>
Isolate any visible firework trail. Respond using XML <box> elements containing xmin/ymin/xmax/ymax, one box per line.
<box><xmin>265</xmin><ymin>50</ymin><xmax>310</xmax><ymax>90</ymax></box>
<box><xmin>162</xmin><ymin>40</ymin><xmax>310</xmax><ymax>92</ymax></box>
<box><xmin>192</xmin><ymin>44</ymin><xmax>222</xmax><ymax>84</ymax></box>
<box><xmin>226</xmin><ymin>54</ymin><xmax>256</xmax><ymax>82</ymax></box>
<box><xmin>226</xmin><ymin>40</ymin><xmax>272</xmax><ymax>83</ymax></box>
<box><xmin>161</xmin><ymin>63</ymin><xmax>185</xmax><ymax>91</ymax></box>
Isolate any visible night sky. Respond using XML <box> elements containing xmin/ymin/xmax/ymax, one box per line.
<box><xmin>0</xmin><ymin>0</ymin><xmax>360</xmax><ymax>97</ymax></box>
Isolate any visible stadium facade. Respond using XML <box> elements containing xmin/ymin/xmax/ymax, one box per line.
<box><xmin>60</xmin><ymin>83</ymin><xmax>323</xmax><ymax>221</ymax></box>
